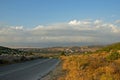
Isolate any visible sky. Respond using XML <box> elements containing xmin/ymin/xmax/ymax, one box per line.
<box><xmin>0</xmin><ymin>0</ymin><xmax>120</xmax><ymax>48</ymax></box>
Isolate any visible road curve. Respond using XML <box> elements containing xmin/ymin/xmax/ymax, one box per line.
<box><xmin>0</xmin><ymin>58</ymin><xmax>60</xmax><ymax>80</ymax></box>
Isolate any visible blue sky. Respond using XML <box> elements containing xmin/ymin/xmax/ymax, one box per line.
<box><xmin>0</xmin><ymin>0</ymin><xmax>120</xmax><ymax>47</ymax></box>
<box><xmin>0</xmin><ymin>0</ymin><xmax>120</xmax><ymax>27</ymax></box>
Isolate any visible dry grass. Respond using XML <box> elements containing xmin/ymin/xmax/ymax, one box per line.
<box><xmin>59</xmin><ymin>52</ymin><xmax>120</xmax><ymax>80</ymax></box>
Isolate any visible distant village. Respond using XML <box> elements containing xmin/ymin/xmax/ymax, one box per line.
<box><xmin>18</xmin><ymin>46</ymin><xmax>101</xmax><ymax>54</ymax></box>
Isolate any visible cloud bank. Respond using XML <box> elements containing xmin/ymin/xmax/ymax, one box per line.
<box><xmin>0</xmin><ymin>19</ymin><xmax>120</xmax><ymax>47</ymax></box>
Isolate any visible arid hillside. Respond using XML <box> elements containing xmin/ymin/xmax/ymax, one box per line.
<box><xmin>59</xmin><ymin>42</ymin><xmax>120</xmax><ymax>80</ymax></box>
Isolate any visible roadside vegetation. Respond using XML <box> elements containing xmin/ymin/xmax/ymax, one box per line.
<box><xmin>58</xmin><ymin>42</ymin><xmax>120</xmax><ymax>80</ymax></box>
<box><xmin>0</xmin><ymin>46</ymin><xmax>59</xmax><ymax>66</ymax></box>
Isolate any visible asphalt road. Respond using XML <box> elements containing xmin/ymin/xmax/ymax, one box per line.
<box><xmin>0</xmin><ymin>58</ymin><xmax>60</xmax><ymax>80</ymax></box>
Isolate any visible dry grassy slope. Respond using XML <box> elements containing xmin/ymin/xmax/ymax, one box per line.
<box><xmin>59</xmin><ymin>42</ymin><xmax>120</xmax><ymax>80</ymax></box>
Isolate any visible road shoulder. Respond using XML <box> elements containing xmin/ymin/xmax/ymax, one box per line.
<box><xmin>41</xmin><ymin>61</ymin><xmax>64</xmax><ymax>80</ymax></box>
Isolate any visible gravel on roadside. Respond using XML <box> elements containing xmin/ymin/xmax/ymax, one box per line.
<box><xmin>41</xmin><ymin>61</ymin><xmax>65</xmax><ymax>80</ymax></box>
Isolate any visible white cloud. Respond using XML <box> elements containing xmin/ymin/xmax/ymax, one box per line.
<box><xmin>68</xmin><ymin>20</ymin><xmax>81</xmax><ymax>25</ymax></box>
<box><xmin>115</xmin><ymin>20</ymin><xmax>120</xmax><ymax>24</ymax></box>
<box><xmin>94</xmin><ymin>20</ymin><xmax>102</xmax><ymax>25</ymax></box>
<box><xmin>109</xmin><ymin>24</ymin><xmax>119</xmax><ymax>33</ymax></box>
<box><xmin>82</xmin><ymin>21</ymin><xmax>91</xmax><ymax>25</ymax></box>
<box><xmin>11</xmin><ymin>26</ymin><xmax>23</xmax><ymax>30</ymax></box>
<box><xmin>0</xmin><ymin>19</ymin><xmax>120</xmax><ymax>47</ymax></box>
<box><xmin>33</xmin><ymin>25</ymin><xmax>44</xmax><ymax>30</ymax></box>
<box><xmin>68</xmin><ymin>19</ymin><xmax>91</xmax><ymax>25</ymax></box>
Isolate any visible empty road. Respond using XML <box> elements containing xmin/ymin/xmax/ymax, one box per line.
<box><xmin>0</xmin><ymin>58</ymin><xmax>60</xmax><ymax>80</ymax></box>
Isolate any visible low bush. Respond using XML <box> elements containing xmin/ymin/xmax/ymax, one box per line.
<box><xmin>20</xmin><ymin>56</ymin><xmax>28</xmax><ymax>61</ymax></box>
<box><xmin>0</xmin><ymin>59</ymin><xmax>10</xmax><ymax>64</ymax></box>
<box><xmin>107</xmin><ymin>52</ymin><xmax>120</xmax><ymax>61</ymax></box>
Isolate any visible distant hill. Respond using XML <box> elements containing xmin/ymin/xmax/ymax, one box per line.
<box><xmin>0</xmin><ymin>46</ymin><xmax>27</xmax><ymax>55</ymax></box>
<box><xmin>18</xmin><ymin>45</ymin><xmax>101</xmax><ymax>54</ymax></box>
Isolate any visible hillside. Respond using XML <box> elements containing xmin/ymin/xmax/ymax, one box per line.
<box><xmin>0</xmin><ymin>46</ymin><xmax>27</xmax><ymax>55</ymax></box>
<box><xmin>0</xmin><ymin>46</ymin><xmax>34</xmax><ymax>66</ymax></box>
<box><xmin>99</xmin><ymin>42</ymin><xmax>120</xmax><ymax>52</ymax></box>
<box><xmin>59</xmin><ymin>42</ymin><xmax>120</xmax><ymax>80</ymax></box>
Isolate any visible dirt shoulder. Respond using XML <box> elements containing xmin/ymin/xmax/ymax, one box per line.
<box><xmin>41</xmin><ymin>61</ymin><xmax>65</xmax><ymax>80</ymax></box>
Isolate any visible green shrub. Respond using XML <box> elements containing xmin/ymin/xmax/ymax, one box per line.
<box><xmin>107</xmin><ymin>52</ymin><xmax>120</xmax><ymax>61</ymax></box>
<box><xmin>13</xmin><ymin>59</ymin><xmax>21</xmax><ymax>63</ymax></box>
<box><xmin>0</xmin><ymin>59</ymin><xmax>10</xmax><ymax>64</ymax></box>
<box><xmin>61</xmin><ymin>51</ymin><xmax>66</xmax><ymax>56</ymax></box>
<box><xmin>20</xmin><ymin>56</ymin><xmax>28</xmax><ymax>61</ymax></box>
